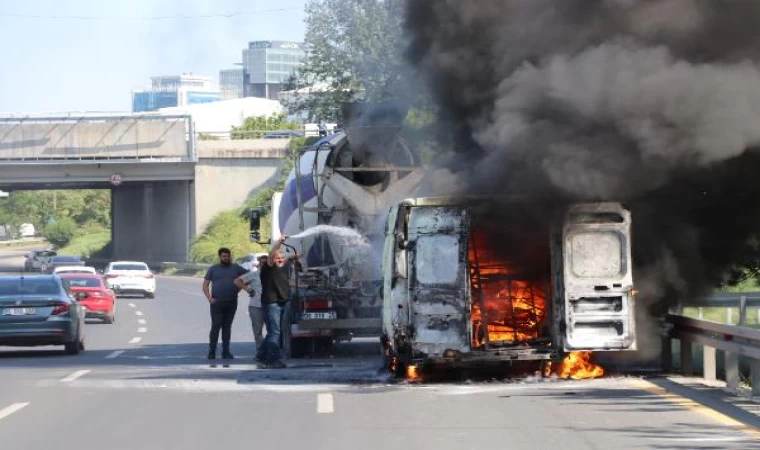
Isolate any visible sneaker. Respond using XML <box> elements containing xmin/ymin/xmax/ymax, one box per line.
<box><xmin>221</xmin><ymin>351</ymin><xmax>234</xmax><ymax>360</ymax></box>
<box><xmin>207</xmin><ymin>351</ymin><xmax>216</xmax><ymax>360</ymax></box>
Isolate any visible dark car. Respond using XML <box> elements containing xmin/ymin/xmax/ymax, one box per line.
<box><xmin>263</xmin><ymin>131</ymin><xmax>304</xmax><ymax>139</ymax></box>
<box><xmin>0</xmin><ymin>276</ymin><xmax>86</xmax><ymax>354</ymax></box>
<box><xmin>41</xmin><ymin>255</ymin><xmax>85</xmax><ymax>274</ymax></box>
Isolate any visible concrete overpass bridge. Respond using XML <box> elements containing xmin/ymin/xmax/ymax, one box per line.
<box><xmin>0</xmin><ymin>114</ymin><xmax>287</xmax><ymax>261</ymax></box>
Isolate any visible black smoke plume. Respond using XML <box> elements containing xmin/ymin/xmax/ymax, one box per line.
<box><xmin>403</xmin><ymin>0</ymin><xmax>760</xmax><ymax>313</ymax></box>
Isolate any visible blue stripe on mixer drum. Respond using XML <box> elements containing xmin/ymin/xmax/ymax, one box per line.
<box><xmin>279</xmin><ymin>174</ymin><xmax>317</xmax><ymax>233</ymax></box>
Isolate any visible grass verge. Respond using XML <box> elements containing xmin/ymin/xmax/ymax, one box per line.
<box><xmin>58</xmin><ymin>229</ymin><xmax>111</xmax><ymax>257</ymax></box>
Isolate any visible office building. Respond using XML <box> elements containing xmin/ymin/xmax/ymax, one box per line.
<box><xmin>219</xmin><ymin>68</ymin><xmax>246</xmax><ymax>100</ymax></box>
<box><xmin>220</xmin><ymin>41</ymin><xmax>305</xmax><ymax>101</ymax></box>
<box><xmin>132</xmin><ymin>74</ymin><xmax>221</xmax><ymax>112</ymax></box>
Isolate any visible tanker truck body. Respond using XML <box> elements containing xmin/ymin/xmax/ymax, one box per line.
<box><xmin>381</xmin><ymin>197</ymin><xmax>636</xmax><ymax>373</ymax></box>
<box><xmin>269</xmin><ymin>106</ymin><xmax>424</xmax><ymax>356</ymax></box>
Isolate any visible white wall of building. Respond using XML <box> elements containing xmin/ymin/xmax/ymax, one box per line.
<box><xmin>156</xmin><ymin>97</ymin><xmax>284</xmax><ymax>136</ymax></box>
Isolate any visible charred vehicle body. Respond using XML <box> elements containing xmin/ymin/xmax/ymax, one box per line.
<box><xmin>381</xmin><ymin>197</ymin><xmax>636</xmax><ymax>373</ymax></box>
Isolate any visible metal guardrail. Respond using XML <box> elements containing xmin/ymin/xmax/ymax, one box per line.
<box><xmin>665</xmin><ymin>292</ymin><xmax>760</xmax><ymax>396</ymax></box>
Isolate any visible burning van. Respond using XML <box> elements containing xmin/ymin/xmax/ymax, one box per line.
<box><xmin>381</xmin><ymin>197</ymin><xmax>636</xmax><ymax>374</ymax></box>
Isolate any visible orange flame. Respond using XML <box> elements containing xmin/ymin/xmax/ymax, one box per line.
<box><xmin>406</xmin><ymin>364</ymin><xmax>421</xmax><ymax>381</ymax></box>
<box><xmin>544</xmin><ymin>351</ymin><xmax>605</xmax><ymax>380</ymax></box>
<box><xmin>469</xmin><ymin>227</ymin><xmax>548</xmax><ymax>347</ymax></box>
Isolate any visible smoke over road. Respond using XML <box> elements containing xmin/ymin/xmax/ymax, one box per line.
<box><xmin>402</xmin><ymin>0</ymin><xmax>760</xmax><ymax>312</ymax></box>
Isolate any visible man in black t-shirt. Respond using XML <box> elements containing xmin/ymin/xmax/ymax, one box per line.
<box><xmin>256</xmin><ymin>235</ymin><xmax>299</xmax><ymax>368</ymax></box>
<box><xmin>202</xmin><ymin>247</ymin><xmax>247</xmax><ymax>360</ymax></box>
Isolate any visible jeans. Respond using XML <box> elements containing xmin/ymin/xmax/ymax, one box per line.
<box><xmin>209</xmin><ymin>301</ymin><xmax>237</xmax><ymax>352</ymax></box>
<box><xmin>257</xmin><ymin>301</ymin><xmax>289</xmax><ymax>363</ymax></box>
<box><xmin>248</xmin><ymin>306</ymin><xmax>265</xmax><ymax>351</ymax></box>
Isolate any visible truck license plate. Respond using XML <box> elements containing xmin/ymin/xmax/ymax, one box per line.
<box><xmin>301</xmin><ymin>311</ymin><xmax>337</xmax><ymax>320</ymax></box>
<box><xmin>3</xmin><ymin>307</ymin><xmax>36</xmax><ymax>316</ymax></box>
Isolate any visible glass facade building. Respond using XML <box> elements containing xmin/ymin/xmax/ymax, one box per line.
<box><xmin>219</xmin><ymin>68</ymin><xmax>246</xmax><ymax>100</ymax></box>
<box><xmin>240</xmin><ymin>41</ymin><xmax>305</xmax><ymax>100</ymax></box>
<box><xmin>132</xmin><ymin>74</ymin><xmax>220</xmax><ymax>112</ymax></box>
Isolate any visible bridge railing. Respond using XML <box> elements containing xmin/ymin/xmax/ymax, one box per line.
<box><xmin>0</xmin><ymin>115</ymin><xmax>194</xmax><ymax>162</ymax></box>
<box><xmin>664</xmin><ymin>292</ymin><xmax>760</xmax><ymax>395</ymax></box>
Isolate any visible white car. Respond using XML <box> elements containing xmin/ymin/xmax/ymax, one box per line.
<box><xmin>104</xmin><ymin>261</ymin><xmax>156</xmax><ymax>298</ymax></box>
<box><xmin>53</xmin><ymin>266</ymin><xmax>97</xmax><ymax>275</ymax></box>
<box><xmin>24</xmin><ymin>250</ymin><xmax>57</xmax><ymax>272</ymax></box>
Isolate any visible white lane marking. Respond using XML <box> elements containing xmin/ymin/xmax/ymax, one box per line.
<box><xmin>61</xmin><ymin>370</ymin><xmax>91</xmax><ymax>383</ymax></box>
<box><xmin>317</xmin><ymin>393</ymin><xmax>334</xmax><ymax>414</ymax></box>
<box><xmin>138</xmin><ymin>319</ymin><xmax>147</xmax><ymax>325</ymax></box>
<box><xmin>128</xmin><ymin>337</ymin><xmax>142</xmax><ymax>344</ymax></box>
<box><xmin>0</xmin><ymin>403</ymin><xmax>30</xmax><ymax>421</ymax></box>
<box><xmin>135</xmin><ymin>311</ymin><xmax>143</xmax><ymax>316</ymax></box>
<box><xmin>137</xmin><ymin>327</ymin><xmax>147</xmax><ymax>333</ymax></box>
<box><xmin>105</xmin><ymin>350</ymin><xmax>124</xmax><ymax>359</ymax></box>
<box><xmin>128</xmin><ymin>303</ymin><xmax>136</xmax><ymax>308</ymax></box>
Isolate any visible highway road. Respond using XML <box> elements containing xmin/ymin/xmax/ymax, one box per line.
<box><xmin>0</xmin><ymin>249</ymin><xmax>758</xmax><ymax>449</ymax></box>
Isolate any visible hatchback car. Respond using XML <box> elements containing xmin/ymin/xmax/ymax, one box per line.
<box><xmin>24</xmin><ymin>250</ymin><xmax>57</xmax><ymax>272</ymax></box>
<box><xmin>0</xmin><ymin>276</ymin><xmax>85</xmax><ymax>354</ymax></box>
<box><xmin>60</xmin><ymin>273</ymin><xmax>116</xmax><ymax>324</ymax></box>
<box><xmin>41</xmin><ymin>256</ymin><xmax>85</xmax><ymax>274</ymax></box>
<box><xmin>104</xmin><ymin>262</ymin><xmax>156</xmax><ymax>298</ymax></box>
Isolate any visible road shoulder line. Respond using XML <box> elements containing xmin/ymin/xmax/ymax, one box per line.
<box><xmin>633</xmin><ymin>378</ymin><xmax>760</xmax><ymax>440</ymax></box>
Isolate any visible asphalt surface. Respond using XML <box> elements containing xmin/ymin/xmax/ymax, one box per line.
<box><xmin>0</xmin><ymin>249</ymin><xmax>758</xmax><ymax>449</ymax></box>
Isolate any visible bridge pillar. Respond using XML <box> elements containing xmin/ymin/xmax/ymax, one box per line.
<box><xmin>112</xmin><ymin>181</ymin><xmax>193</xmax><ymax>263</ymax></box>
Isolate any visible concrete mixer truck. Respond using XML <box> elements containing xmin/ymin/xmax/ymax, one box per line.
<box><xmin>250</xmin><ymin>103</ymin><xmax>425</xmax><ymax>357</ymax></box>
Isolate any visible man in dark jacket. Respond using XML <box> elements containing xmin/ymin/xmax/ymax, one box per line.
<box><xmin>256</xmin><ymin>235</ymin><xmax>299</xmax><ymax>368</ymax></box>
<box><xmin>202</xmin><ymin>247</ymin><xmax>247</xmax><ymax>360</ymax></box>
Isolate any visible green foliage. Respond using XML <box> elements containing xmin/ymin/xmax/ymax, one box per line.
<box><xmin>231</xmin><ymin>113</ymin><xmax>301</xmax><ymax>139</ymax></box>
<box><xmin>0</xmin><ymin>190</ymin><xmax>110</xmax><ymax>235</ymax></box>
<box><xmin>59</xmin><ymin>229</ymin><xmax>111</xmax><ymax>258</ymax></box>
<box><xmin>190</xmin><ymin>211</ymin><xmax>269</xmax><ymax>263</ymax></box>
<box><xmin>43</xmin><ymin>217</ymin><xmax>77</xmax><ymax>248</ymax></box>
<box><xmin>283</xmin><ymin>0</ymin><xmax>406</xmax><ymax>121</ymax></box>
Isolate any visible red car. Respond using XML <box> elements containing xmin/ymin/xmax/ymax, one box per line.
<box><xmin>60</xmin><ymin>273</ymin><xmax>116</xmax><ymax>324</ymax></box>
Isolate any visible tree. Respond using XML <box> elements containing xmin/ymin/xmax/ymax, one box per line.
<box><xmin>231</xmin><ymin>113</ymin><xmax>301</xmax><ymax>139</ymax></box>
<box><xmin>283</xmin><ymin>0</ymin><xmax>406</xmax><ymax>121</ymax></box>
<box><xmin>43</xmin><ymin>217</ymin><xmax>77</xmax><ymax>248</ymax></box>
<box><xmin>0</xmin><ymin>190</ymin><xmax>111</xmax><ymax>235</ymax></box>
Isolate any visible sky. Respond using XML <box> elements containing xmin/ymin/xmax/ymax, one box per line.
<box><xmin>0</xmin><ymin>0</ymin><xmax>308</xmax><ymax>113</ymax></box>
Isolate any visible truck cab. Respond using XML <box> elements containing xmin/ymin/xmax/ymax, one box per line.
<box><xmin>381</xmin><ymin>197</ymin><xmax>635</xmax><ymax>373</ymax></box>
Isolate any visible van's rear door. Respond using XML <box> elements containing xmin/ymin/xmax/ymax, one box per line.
<box><xmin>407</xmin><ymin>206</ymin><xmax>471</xmax><ymax>357</ymax></box>
<box><xmin>560</xmin><ymin>203</ymin><xmax>636</xmax><ymax>351</ymax></box>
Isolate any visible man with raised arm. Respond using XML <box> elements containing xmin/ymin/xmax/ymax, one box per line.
<box><xmin>256</xmin><ymin>235</ymin><xmax>299</xmax><ymax>368</ymax></box>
